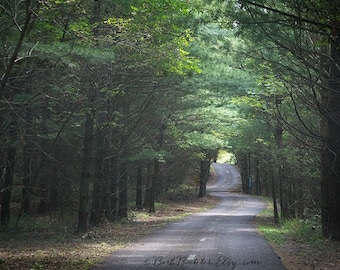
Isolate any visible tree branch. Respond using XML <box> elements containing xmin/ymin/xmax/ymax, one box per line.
<box><xmin>240</xmin><ymin>0</ymin><xmax>335</xmax><ymax>30</ymax></box>
<box><xmin>0</xmin><ymin>0</ymin><xmax>33</xmax><ymax>98</ymax></box>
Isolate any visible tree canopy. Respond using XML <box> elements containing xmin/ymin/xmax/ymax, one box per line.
<box><xmin>0</xmin><ymin>0</ymin><xmax>339</xmax><ymax>241</ymax></box>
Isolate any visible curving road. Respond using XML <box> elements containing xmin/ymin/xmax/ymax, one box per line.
<box><xmin>91</xmin><ymin>163</ymin><xmax>286</xmax><ymax>270</ymax></box>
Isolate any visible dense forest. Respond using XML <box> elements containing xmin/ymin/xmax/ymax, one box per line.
<box><xmin>0</xmin><ymin>0</ymin><xmax>339</xmax><ymax>242</ymax></box>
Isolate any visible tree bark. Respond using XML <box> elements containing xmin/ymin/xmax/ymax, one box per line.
<box><xmin>198</xmin><ymin>159</ymin><xmax>210</xmax><ymax>198</ymax></box>
<box><xmin>320</xmin><ymin>23</ymin><xmax>340</xmax><ymax>240</ymax></box>
<box><xmin>21</xmin><ymin>145</ymin><xmax>32</xmax><ymax>215</ymax></box>
<box><xmin>0</xmin><ymin>147</ymin><xmax>16</xmax><ymax>227</ymax></box>
<box><xmin>109</xmin><ymin>156</ymin><xmax>119</xmax><ymax>222</ymax></box>
<box><xmin>118</xmin><ymin>162</ymin><xmax>128</xmax><ymax>218</ymax></box>
<box><xmin>271</xmin><ymin>168</ymin><xmax>280</xmax><ymax>224</ymax></box>
<box><xmin>236</xmin><ymin>153</ymin><xmax>249</xmax><ymax>194</ymax></box>
<box><xmin>274</xmin><ymin>97</ymin><xmax>290</xmax><ymax>219</ymax></box>
<box><xmin>136</xmin><ymin>166</ymin><xmax>143</xmax><ymax>210</ymax></box>
<box><xmin>143</xmin><ymin>162</ymin><xmax>153</xmax><ymax>209</ymax></box>
<box><xmin>90</xmin><ymin>113</ymin><xmax>106</xmax><ymax>226</ymax></box>
<box><xmin>148</xmin><ymin>159</ymin><xmax>160</xmax><ymax>213</ymax></box>
<box><xmin>77</xmin><ymin>112</ymin><xmax>94</xmax><ymax>232</ymax></box>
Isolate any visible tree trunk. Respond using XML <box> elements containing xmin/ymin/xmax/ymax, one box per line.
<box><xmin>21</xmin><ymin>146</ymin><xmax>32</xmax><ymax>214</ymax></box>
<box><xmin>198</xmin><ymin>159</ymin><xmax>210</xmax><ymax>198</ymax></box>
<box><xmin>278</xmin><ymin>164</ymin><xmax>289</xmax><ymax>219</ymax></box>
<box><xmin>90</xmin><ymin>155</ymin><xmax>104</xmax><ymax>226</ymax></box>
<box><xmin>109</xmin><ymin>156</ymin><xmax>119</xmax><ymax>222</ymax></box>
<box><xmin>143</xmin><ymin>162</ymin><xmax>153</xmax><ymax>208</ymax></box>
<box><xmin>36</xmin><ymin>155</ymin><xmax>50</xmax><ymax>214</ymax></box>
<box><xmin>271</xmin><ymin>169</ymin><xmax>280</xmax><ymax>225</ymax></box>
<box><xmin>148</xmin><ymin>159</ymin><xmax>160</xmax><ymax>213</ymax></box>
<box><xmin>236</xmin><ymin>153</ymin><xmax>249</xmax><ymax>194</ymax></box>
<box><xmin>255</xmin><ymin>159</ymin><xmax>261</xmax><ymax>195</ymax></box>
<box><xmin>135</xmin><ymin>166</ymin><xmax>143</xmax><ymax>210</ymax></box>
<box><xmin>0</xmin><ymin>147</ymin><xmax>16</xmax><ymax>227</ymax></box>
<box><xmin>90</xmin><ymin>113</ymin><xmax>106</xmax><ymax>226</ymax></box>
<box><xmin>274</xmin><ymin>97</ymin><xmax>290</xmax><ymax>219</ymax></box>
<box><xmin>102</xmin><ymin>139</ymin><xmax>110</xmax><ymax>221</ymax></box>
<box><xmin>77</xmin><ymin>112</ymin><xmax>94</xmax><ymax>232</ymax></box>
<box><xmin>118</xmin><ymin>162</ymin><xmax>128</xmax><ymax>218</ymax></box>
<box><xmin>293</xmin><ymin>177</ymin><xmax>304</xmax><ymax>218</ymax></box>
<box><xmin>320</xmin><ymin>24</ymin><xmax>340</xmax><ymax>240</ymax></box>
<box><xmin>147</xmin><ymin>125</ymin><xmax>165</xmax><ymax>212</ymax></box>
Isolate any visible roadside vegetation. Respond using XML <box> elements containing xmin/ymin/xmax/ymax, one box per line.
<box><xmin>255</xmin><ymin>199</ymin><xmax>340</xmax><ymax>270</ymax></box>
<box><xmin>0</xmin><ymin>184</ymin><xmax>219</xmax><ymax>270</ymax></box>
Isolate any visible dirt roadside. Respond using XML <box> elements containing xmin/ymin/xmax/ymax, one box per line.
<box><xmin>1</xmin><ymin>194</ymin><xmax>339</xmax><ymax>270</ymax></box>
<box><xmin>265</xmin><ymin>229</ymin><xmax>340</xmax><ymax>270</ymax></box>
<box><xmin>1</xmin><ymin>167</ymin><xmax>338</xmax><ymax>270</ymax></box>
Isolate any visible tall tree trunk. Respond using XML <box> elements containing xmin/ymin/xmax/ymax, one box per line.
<box><xmin>109</xmin><ymin>156</ymin><xmax>119</xmax><ymax>222</ymax></box>
<box><xmin>271</xmin><ymin>168</ymin><xmax>280</xmax><ymax>224</ymax></box>
<box><xmin>320</xmin><ymin>23</ymin><xmax>340</xmax><ymax>240</ymax></box>
<box><xmin>77</xmin><ymin>112</ymin><xmax>94</xmax><ymax>232</ymax></box>
<box><xmin>0</xmin><ymin>147</ymin><xmax>16</xmax><ymax>227</ymax></box>
<box><xmin>118</xmin><ymin>162</ymin><xmax>128</xmax><ymax>218</ymax></box>
<box><xmin>148</xmin><ymin>159</ymin><xmax>160</xmax><ymax>213</ymax></box>
<box><xmin>248</xmin><ymin>153</ymin><xmax>252</xmax><ymax>194</ymax></box>
<box><xmin>274</xmin><ymin>97</ymin><xmax>290</xmax><ymax>219</ymax></box>
<box><xmin>255</xmin><ymin>159</ymin><xmax>261</xmax><ymax>195</ymax></box>
<box><xmin>144</xmin><ymin>125</ymin><xmax>165</xmax><ymax>212</ymax></box>
<box><xmin>90</xmin><ymin>154</ymin><xmax>104</xmax><ymax>225</ymax></box>
<box><xmin>293</xmin><ymin>177</ymin><xmax>304</xmax><ymax>218</ymax></box>
<box><xmin>37</xmin><ymin>152</ymin><xmax>51</xmax><ymax>214</ymax></box>
<box><xmin>90</xmin><ymin>113</ymin><xmax>106</xmax><ymax>226</ymax></box>
<box><xmin>143</xmin><ymin>162</ymin><xmax>153</xmax><ymax>208</ymax></box>
<box><xmin>198</xmin><ymin>159</ymin><xmax>210</xmax><ymax>198</ymax></box>
<box><xmin>21</xmin><ymin>146</ymin><xmax>32</xmax><ymax>215</ymax></box>
<box><xmin>135</xmin><ymin>166</ymin><xmax>143</xmax><ymax>210</ymax></box>
<box><xmin>236</xmin><ymin>153</ymin><xmax>249</xmax><ymax>194</ymax></box>
<box><xmin>102</xmin><ymin>139</ymin><xmax>110</xmax><ymax>221</ymax></box>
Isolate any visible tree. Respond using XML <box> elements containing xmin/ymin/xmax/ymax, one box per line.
<box><xmin>227</xmin><ymin>0</ymin><xmax>340</xmax><ymax>239</ymax></box>
<box><xmin>175</xmin><ymin>23</ymin><xmax>254</xmax><ymax>197</ymax></box>
<box><xmin>0</xmin><ymin>0</ymin><xmax>202</xmax><ymax>231</ymax></box>
<box><xmin>0</xmin><ymin>0</ymin><xmax>39</xmax><ymax>228</ymax></box>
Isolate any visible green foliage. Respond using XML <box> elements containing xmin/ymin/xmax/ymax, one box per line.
<box><xmin>256</xmin><ymin>199</ymin><xmax>323</xmax><ymax>244</ymax></box>
<box><xmin>0</xmin><ymin>214</ymin><xmax>71</xmax><ymax>242</ymax></box>
<box><xmin>257</xmin><ymin>224</ymin><xmax>286</xmax><ymax>244</ymax></box>
<box><xmin>258</xmin><ymin>215</ymin><xmax>323</xmax><ymax>245</ymax></box>
<box><xmin>167</xmin><ymin>184</ymin><xmax>198</xmax><ymax>201</ymax></box>
<box><xmin>30</xmin><ymin>262</ymin><xmax>45</xmax><ymax>270</ymax></box>
<box><xmin>33</xmin><ymin>42</ymin><xmax>116</xmax><ymax>64</ymax></box>
<box><xmin>124</xmin><ymin>146</ymin><xmax>170</xmax><ymax>163</ymax></box>
<box><xmin>167</xmin><ymin>23</ymin><xmax>254</xmax><ymax>160</ymax></box>
<box><xmin>283</xmin><ymin>216</ymin><xmax>323</xmax><ymax>243</ymax></box>
<box><xmin>0</xmin><ymin>0</ymin><xmax>327</xmax><ymax>241</ymax></box>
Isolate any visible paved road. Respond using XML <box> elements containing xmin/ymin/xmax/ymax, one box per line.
<box><xmin>91</xmin><ymin>163</ymin><xmax>286</xmax><ymax>270</ymax></box>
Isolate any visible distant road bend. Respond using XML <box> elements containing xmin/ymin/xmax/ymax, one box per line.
<box><xmin>91</xmin><ymin>163</ymin><xmax>286</xmax><ymax>270</ymax></box>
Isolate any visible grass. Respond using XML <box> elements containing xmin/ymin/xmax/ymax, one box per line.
<box><xmin>255</xmin><ymin>197</ymin><xmax>339</xmax><ymax>270</ymax></box>
<box><xmin>255</xmin><ymin>198</ymin><xmax>323</xmax><ymax>245</ymax></box>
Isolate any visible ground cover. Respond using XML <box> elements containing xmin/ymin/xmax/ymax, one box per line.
<box><xmin>255</xmin><ymin>201</ymin><xmax>340</xmax><ymax>270</ymax></box>
<box><xmin>1</xmin><ymin>168</ymin><xmax>338</xmax><ymax>270</ymax></box>
<box><xmin>0</xmin><ymin>190</ymin><xmax>218</xmax><ymax>270</ymax></box>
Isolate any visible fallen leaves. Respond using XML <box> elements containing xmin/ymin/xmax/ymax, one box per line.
<box><xmin>0</xmin><ymin>195</ymin><xmax>219</xmax><ymax>270</ymax></box>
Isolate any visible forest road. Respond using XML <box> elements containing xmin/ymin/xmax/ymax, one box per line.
<box><xmin>90</xmin><ymin>163</ymin><xmax>286</xmax><ymax>270</ymax></box>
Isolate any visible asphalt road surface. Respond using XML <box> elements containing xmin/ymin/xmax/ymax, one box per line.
<box><xmin>91</xmin><ymin>163</ymin><xmax>286</xmax><ymax>270</ymax></box>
